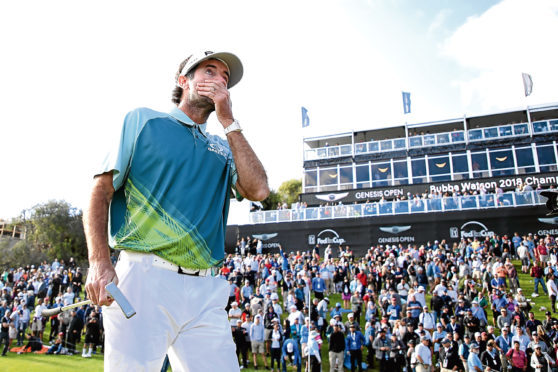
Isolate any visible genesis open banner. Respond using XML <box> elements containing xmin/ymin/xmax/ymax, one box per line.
<box><xmin>301</xmin><ymin>172</ymin><xmax>558</xmax><ymax>206</ymax></box>
<box><xmin>226</xmin><ymin>205</ymin><xmax>550</xmax><ymax>256</ymax></box>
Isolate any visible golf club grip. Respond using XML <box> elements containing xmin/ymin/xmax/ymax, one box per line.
<box><xmin>41</xmin><ymin>307</ymin><xmax>63</xmax><ymax>317</ymax></box>
<box><xmin>41</xmin><ymin>300</ymin><xmax>92</xmax><ymax>317</ymax></box>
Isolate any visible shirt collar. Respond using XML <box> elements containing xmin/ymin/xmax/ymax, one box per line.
<box><xmin>169</xmin><ymin>107</ymin><xmax>207</xmax><ymax>135</ymax></box>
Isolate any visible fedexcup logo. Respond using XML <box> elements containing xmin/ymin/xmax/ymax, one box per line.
<box><xmin>454</xmin><ymin>221</ymin><xmax>495</xmax><ymax>239</ymax></box>
<box><xmin>379</xmin><ymin>226</ymin><xmax>411</xmax><ymax>234</ymax></box>
<box><xmin>309</xmin><ymin>229</ymin><xmax>346</xmax><ymax>245</ymax></box>
<box><xmin>315</xmin><ymin>192</ymin><xmax>348</xmax><ymax>202</ymax></box>
<box><xmin>252</xmin><ymin>233</ymin><xmax>278</xmax><ymax>241</ymax></box>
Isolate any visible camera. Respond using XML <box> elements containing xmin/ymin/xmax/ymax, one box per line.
<box><xmin>541</xmin><ymin>190</ymin><xmax>558</xmax><ymax>216</ymax></box>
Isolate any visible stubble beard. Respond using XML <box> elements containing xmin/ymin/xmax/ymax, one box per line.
<box><xmin>187</xmin><ymin>84</ymin><xmax>215</xmax><ymax>116</ymax></box>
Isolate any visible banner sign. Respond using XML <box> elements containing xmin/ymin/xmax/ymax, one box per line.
<box><xmin>226</xmin><ymin>205</ymin><xmax>549</xmax><ymax>256</ymax></box>
<box><xmin>301</xmin><ymin>172</ymin><xmax>558</xmax><ymax>206</ymax></box>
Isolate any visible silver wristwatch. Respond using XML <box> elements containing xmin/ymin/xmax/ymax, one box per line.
<box><xmin>224</xmin><ymin>120</ymin><xmax>242</xmax><ymax>136</ymax></box>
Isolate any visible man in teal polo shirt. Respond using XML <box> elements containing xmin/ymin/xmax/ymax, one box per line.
<box><xmin>84</xmin><ymin>50</ymin><xmax>269</xmax><ymax>371</ymax></box>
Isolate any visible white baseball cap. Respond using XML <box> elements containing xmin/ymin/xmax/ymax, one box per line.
<box><xmin>179</xmin><ymin>50</ymin><xmax>243</xmax><ymax>88</ymax></box>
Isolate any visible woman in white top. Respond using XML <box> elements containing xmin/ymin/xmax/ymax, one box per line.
<box><xmin>270</xmin><ymin>322</ymin><xmax>283</xmax><ymax>372</ymax></box>
<box><xmin>546</xmin><ymin>273</ymin><xmax>558</xmax><ymax>313</ymax></box>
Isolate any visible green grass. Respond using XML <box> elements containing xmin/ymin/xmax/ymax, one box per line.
<box><xmin>4</xmin><ymin>260</ymin><xmax>551</xmax><ymax>372</ymax></box>
<box><xmin>1</xmin><ymin>352</ymin><xmax>103</xmax><ymax>372</ymax></box>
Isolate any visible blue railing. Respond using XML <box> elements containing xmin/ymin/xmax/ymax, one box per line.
<box><xmin>248</xmin><ymin>191</ymin><xmax>543</xmax><ymax>224</ymax></box>
<box><xmin>304</xmin><ymin>118</ymin><xmax>558</xmax><ymax>161</ymax></box>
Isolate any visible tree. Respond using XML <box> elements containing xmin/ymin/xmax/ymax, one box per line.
<box><xmin>260</xmin><ymin>179</ymin><xmax>302</xmax><ymax>210</ymax></box>
<box><xmin>277</xmin><ymin>179</ymin><xmax>302</xmax><ymax>207</ymax></box>
<box><xmin>26</xmin><ymin>200</ymin><xmax>87</xmax><ymax>263</ymax></box>
<box><xmin>261</xmin><ymin>189</ymin><xmax>282</xmax><ymax>210</ymax></box>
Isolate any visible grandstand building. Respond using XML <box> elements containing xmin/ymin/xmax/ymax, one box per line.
<box><xmin>226</xmin><ymin>103</ymin><xmax>558</xmax><ymax>255</ymax></box>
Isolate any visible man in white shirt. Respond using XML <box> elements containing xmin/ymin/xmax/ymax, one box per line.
<box><xmin>397</xmin><ymin>279</ymin><xmax>410</xmax><ymax>300</ymax></box>
<box><xmin>287</xmin><ymin>305</ymin><xmax>304</xmax><ymax>326</ymax></box>
<box><xmin>415</xmin><ymin>287</ymin><xmax>427</xmax><ymax>308</ymax></box>
<box><xmin>547</xmin><ymin>273</ymin><xmax>558</xmax><ymax>313</ymax></box>
<box><xmin>517</xmin><ymin>244</ymin><xmax>530</xmax><ymax>273</ymax></box>
<box><xmin>415</xmin><ymin>336</ymin><xmax>432</xmax><ymax>372</ymax></box>
<box><xmin>419</xmin><ymin>306</ymin><xmax>436</xmax><ymax>332</ymax></box>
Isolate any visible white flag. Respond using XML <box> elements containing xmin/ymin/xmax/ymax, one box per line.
<box><xmin>522</xmin><ymin>73</ymin><xmax>533</xmax><ymax>97</ymax></box>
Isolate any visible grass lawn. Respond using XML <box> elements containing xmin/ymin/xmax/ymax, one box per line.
<box><xmin>4</xmin><ymin>260</ymin><xmax>552</xmax><ymax>372</ymax></box>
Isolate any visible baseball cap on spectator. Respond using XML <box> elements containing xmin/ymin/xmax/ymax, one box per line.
<box><xmin>336</xmin><ymin>302</ymin><xmax>341</xmax><ymax>308</ymax></box>
<box><xmin>330</xmin><ymin>319</ymin><xmax>337</xmax><ymax>326</ymax></box>
<box><xmin>441</xmin><ymin>338</ymin><xmax>451</xmax><ymax>345</ymax></box>
<box><xmin>348</xmin><ymin>313</ymin><xmax>354</xmax><ymax>318</ymax></box>
<box><xmin>270</xmin><ymin>293</ymin><xmax>279</xmax><ymax>300</ymax></box>
<box><xmin>474</xmin><ymin>332</ymin><xmax>481</xmax><ymax>338</ymax></box>
<box><xmin>418</xmin><ymin>286</ymin><xmax>425</xmax><ymax>291</ymax></box>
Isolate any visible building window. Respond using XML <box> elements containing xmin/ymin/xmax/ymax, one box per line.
<box><xmin>489</xmin><ymin>149</ymin><xmax>514</xmax><ymax>176</ymax></box>
<box><xmin>428</xmin><ymin>155</ymin><xmax>451</xmax><ymax>182</ymax></box>
<box><xmin>393</xmin><ymin>160</ymin><xmax>409</xmax><ymax>185</ymax></box>
<box><xmin>452</xmin><ymin>153</ymin><xmax>469</xmax><ymax>180</ymax></box>
<box><xmin>411</xmin><ymin>158</ymin><xmax>426</xmax><ymax>184</ymax></box>
<box><xmin>339</xmin><ymin>166</ymin><xmax>353</xmax><ymax>189</ymax></box>
<box><xmin>371</xmin><ymin>162</ymin><xmax>391</xmax><ymax>187</ymax></box>
<box><xmin>355</xmin><ymin>164</ymin><xmax>370</xmax><ymax>189</ymax></box>
<box><xmin>471</xmin><ymin>152</ymin><xmax>489</xmax><ymax>178</ymax></box>
<box><xmin>537</xmin><ymin>144</ymin><xmax>557</xmax><ymax>172</ymax></box>
<box><xmin>515</xmin><ymin>147</ymin><xmax>535</xmax><ymax>174</ymax></box>
<box><xmin>319</xmin><ymin>168</ymin><xmax>338</xmax><ymax>187</ymax></box>
<box><xmin>304</xmin><ymin>169</ymin><xmax>317</xmax><ymax>193</ymax></box>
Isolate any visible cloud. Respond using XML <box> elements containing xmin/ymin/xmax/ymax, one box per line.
<box><xmin>428</xmin><ymin>9</ymin><xmax>452</xmax><ymax>35</ymax></box>
<box><xmin>441</xmin><ymin>0</ymin><xmax>558</xmax><ymax>111</ymax></box>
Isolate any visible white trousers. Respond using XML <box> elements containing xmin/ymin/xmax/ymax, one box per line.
<box><xmin>104</xmin><ymin>250</ymin><xmax>239</xmax><ymax>372</ymax></box>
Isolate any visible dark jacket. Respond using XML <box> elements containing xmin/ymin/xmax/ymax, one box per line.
<box><xmin>439</xmin><ymin>343</ymin><xmax>461</xmax><ymax>370</ymax></box>
<box><xmin>329</xmin><ymin>330</ymin><xmax>346</xmax><ymax>353</ymax></box>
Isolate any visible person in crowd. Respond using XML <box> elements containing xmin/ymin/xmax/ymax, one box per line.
<box><xmin>328</xmin><ymin>321</ymin><xmax>345</xmax><ymax>372</ymax></box>
<box><xmin>439</xmin><ymin>337</ymin><xmax>460</xmax><ymax>372</ymax></box>
<box><xmin>82</xmin><ymin>311</ymin><xmax>101</xmax><ymax>358</ymax></box>
<box><xmin>232</xmin><ymin>319</ymin><xmax>249</xmax><ymax>369</ymax></box>
<box><xmin>281</xmin><ymin>337</ymin><xmax>301</xmax><ymax>372</ymax></box>
<box><xmin>415</xmin><ymin>336</ymin><xmax>432</xmax><ymax>372</ymax></box>
<box><xmin>506</xmin><ymin>340</ymin><xmax>528</xmax><ymax>372</ymax></box>
<box><xmin>250</xmin><ymin>314</ymin><xmax>269</xmax><ymax>370</ymax></box>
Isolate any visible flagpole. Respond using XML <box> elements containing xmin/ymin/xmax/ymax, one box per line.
<box><xmin>307</xmin><ymin>268</ymin><xmax>311</xmax><ymax>372</ymax></box>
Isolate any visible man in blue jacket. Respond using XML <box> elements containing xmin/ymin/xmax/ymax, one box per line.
<box><xmin>281</xmin><ymin>338</ymin><xmax>301</xmax><ymax>372</ymax></box>
<box><xmin>346</xmin><ymin>323</ymin><xmax>366</xmax><ymax>372</ymax></box>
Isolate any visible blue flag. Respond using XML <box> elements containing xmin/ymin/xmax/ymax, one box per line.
<box><xmin>301</xmin><ymin>106</ymin><xmax>310</xmax><ymax>128</ymax></box>
<box><xmin>402</xmin><ymin>92</ymin><xmax>411</xmax><ymax>114</ymax></box>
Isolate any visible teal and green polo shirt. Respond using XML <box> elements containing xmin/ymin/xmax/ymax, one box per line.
<box><xmin>99</xmin><ymin>107</ymin><xmax>239</xmax><ymax>269</ymax></box>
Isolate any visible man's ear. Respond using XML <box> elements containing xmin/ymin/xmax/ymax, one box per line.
<box><xmin>177</xmin><ymin>75</ymin><xmax>189</xmax><ymax>90</ymax></box>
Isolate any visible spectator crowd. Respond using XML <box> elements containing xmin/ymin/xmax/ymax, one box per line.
<box><xmin>2</xmin><ymin>231</ymin><xmax>558</xmax><ymax>372</ymax></box>
<box><xmin>226</xmin><ymin>232</ymin><xmax>558</xmax><ymax>372</ymax></box>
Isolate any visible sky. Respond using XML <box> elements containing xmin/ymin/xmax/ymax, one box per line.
<box><xmin>1</xmin><ymin>0</ymin><xmax>557</xmax><ymax>220</ymax></box>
